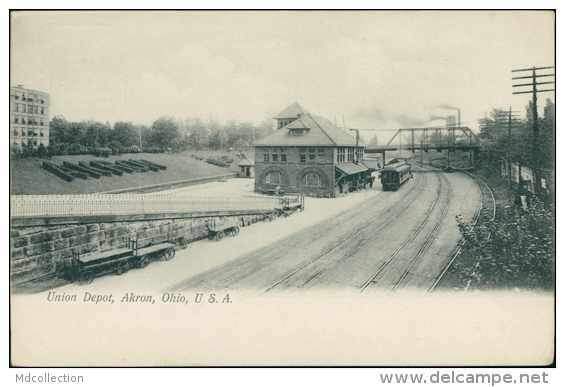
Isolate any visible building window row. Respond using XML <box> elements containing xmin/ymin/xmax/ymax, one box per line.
<box><xmin>12</xmin><ymin>93</ymin><xmax>45</xmax><ymax>103</ymax></box>
<box><xmin>14</xmin><ymin>104</ymin><xmax>45</xmax><ymax>114</ymax></box>
<box><xmin>263</xmin><ymin>153</ymin><xmax>287</xmax><ymax>163</ymax></box>
<box><xmin>12</xmin><ymin>128</ymin><xmax>45</xmax><ymax>137</ymax></box>
<box><xmin>13</xmin><ymin>117</ymin><xmax>44</xmax><ymax>125</ymax></box>
<box><xmin>299</xmin><ymin>148</ymin><xmax>325</xmax><ymax>163</ymax></box>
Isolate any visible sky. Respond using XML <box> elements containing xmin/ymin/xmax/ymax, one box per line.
<box><xmin>10</xmin><ymin>10</ymin><xmax>555</xmax><ymax>142</ymax></box>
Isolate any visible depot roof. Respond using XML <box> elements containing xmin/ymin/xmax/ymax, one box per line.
<box><xmin>273</xmin><ymin>102</ymin><xmax>310</xmax><ymax>119</ymax></box>
<box><xmin>256</xmin><ymin>112</ymin><xmax>364</xmax><ymax>148</ymax></box>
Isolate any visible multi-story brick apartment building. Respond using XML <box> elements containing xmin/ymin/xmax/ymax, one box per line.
<box><xmin>254</xmin><ymin>102</ymin><xmax>370</xmax><ymax>197</ymax></box>
<box><xmin>10</xmin><ymin>85</ymin><xmax>50</xmax><ymax>149</ymax></box>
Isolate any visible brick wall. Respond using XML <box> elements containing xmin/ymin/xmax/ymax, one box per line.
<box><xmin>10</xmin><ymin>214</ymin><xmax>266</xmax><ymax>286</ymax></box>
<box><xmin>255</xmin><ymin>146</ymin><xmax>336</xmax><ymax>196</ymax></box>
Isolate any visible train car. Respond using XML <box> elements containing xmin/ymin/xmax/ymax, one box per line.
<box><xmin>380</xmin><ymin>161</ymin><xmax>412</xmax><ymax>191</ymax></box>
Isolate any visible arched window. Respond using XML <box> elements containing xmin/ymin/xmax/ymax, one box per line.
<box><xmin>301</xmin><ymin>172</ymin><xmax>321</xmax><ymax>186</ymax></box>
<box><xmin>265</xmin><ymin>171</ymin><xmax>281</xmax><ymax>185</ymax></box>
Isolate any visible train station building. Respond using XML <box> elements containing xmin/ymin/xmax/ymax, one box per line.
<box><xmin>254</xmin><ymin>102</ymin><xmax>372</xmax><ymax>197</ymax></box>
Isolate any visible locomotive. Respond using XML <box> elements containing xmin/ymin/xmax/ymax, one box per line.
<box><xmin>380</xmin><ymin>160</ymin><xmax>412</xmax><ymax>191</ymax></box>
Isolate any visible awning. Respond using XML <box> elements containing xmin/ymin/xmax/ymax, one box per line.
<box><xmin>359</xmin><ymin>159</ymin><xmax>381</xmax><ymax>171</ymax></box>
<box><xmin>336</xmin><ymin>162</ymin><xmax>369</xmax><ymax>176</ymax></box>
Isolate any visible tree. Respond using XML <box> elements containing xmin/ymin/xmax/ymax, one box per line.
<box><xmin>151</xmin><ymin>116</ymin><xmax>180</xmax><ymax>150</ymax></box>
<box><xmin>187</xmin><ymin>118</ymin><xmax>209</xmax><ymax>150</ymax></box>
<box><xmin>538</xmin><ymin>99</ymin><xmax>555</xmax><ymax>170</ymax></box>
<box><xmin>83</xmin><ymin>120</ymin><xmax>110</xmax><ymax>148</ymax></box>
<box><xmin>368</xmin><ymin>134</ymin><xmax>379</xmax><ymax>147</ymax></box>
<box><xmin>110</xmin><ymin>122</ymin><xmax>138</xmax><ymax>147</ymax></box>
<box><xmin>49</xmin><ymin>116</ymin><xmax>72</xmax><ymax>146</ymax></box>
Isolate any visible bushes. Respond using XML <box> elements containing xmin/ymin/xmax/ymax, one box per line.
<box><xmin>41</xmin><ymin>162</ymin><xmax>74</xmax><ymax>182</ymax></box>
<box><xmin>94</xmin><ymin>148</ymin><xmax>112</xmax><ymax>157</ymax></box>
<box><xmin>205</xmin><ymin>157</ymin><xmax>231</xmax><ymax>168</ymax></box>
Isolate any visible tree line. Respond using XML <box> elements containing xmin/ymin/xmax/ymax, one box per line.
<box><xmin>478</xmin><ymin>98</ymin><xmax>555</xmax><ymax>172</ymax></box>
<box><xmin>12</xmin><ymin>115</ymin><xmax>275</xmax><ymax>157</ymax></box>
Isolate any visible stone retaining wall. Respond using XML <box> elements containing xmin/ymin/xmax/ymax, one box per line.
<box><xmin>10</xmin><ymin>213</ymin><xmax>265</xmax><ymax>286</ymax></box>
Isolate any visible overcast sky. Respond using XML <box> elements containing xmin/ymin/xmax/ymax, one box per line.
<box><xmin>10</xmin><ymin>10</ymin><xmax>555</xmax><ymax>140</ymax></box>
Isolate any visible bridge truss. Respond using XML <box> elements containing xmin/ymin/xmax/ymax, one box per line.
<box><xmin>352</xmin><ymin>126</ymin><xmax>481</xmax><ymax>168</ymax></box>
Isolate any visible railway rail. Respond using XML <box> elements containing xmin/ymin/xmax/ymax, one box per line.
<box><xmin>165</xmin><ymin>171</ymin><xmax>427</xmax><ymax>293</ymax></box>
<box><xmin>166</xmin><ymin>167</ymin><xmax>482</xmax><ymax>295</ymax></box>
<box><xmin>427</xmin><ymin>170</ymin><xmax>497</xmax><ymax>293</ymax></box>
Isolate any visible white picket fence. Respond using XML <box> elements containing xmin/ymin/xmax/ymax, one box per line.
<box><xmin>10</xmin><ymin>194</ymin><xmax>280</xmax><ymax>217</ymax></box>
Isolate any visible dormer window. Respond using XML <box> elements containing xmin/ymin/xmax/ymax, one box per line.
<box><xmin>289</xmin><ymin>129</ymin><xmax>306</xmax><ymax>136</ymax></box>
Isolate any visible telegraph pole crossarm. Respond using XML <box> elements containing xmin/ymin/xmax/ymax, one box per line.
<box><xmin>511</xmin><ymin>66</ymin><xmax>555</xmax><ymax>193</ymax></box>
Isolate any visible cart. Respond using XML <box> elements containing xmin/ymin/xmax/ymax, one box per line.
<box><xmin>276</xmin><ymin>195</ymin><xmax>305</xmax><ymax>217</ymax></box>
<box><xmin>206</xmin><ymin>218</ymin><xmax>240</xmax><ymax>241</ymax></box>
<box><xmin>56</xmin><ymin>239</ymin><xmax>176</xmax><ymax>285</ymax></box>
<box><xmin>127</xmin><ymin>238</ymin><xmax>176</xmax><ymax>269</ymax></box>
<box><xmin>57</xmin><ymin>248</ymin><xmax>134</xmax><ymax>285</ymax></box>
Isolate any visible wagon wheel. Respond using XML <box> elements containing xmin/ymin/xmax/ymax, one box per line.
<box><xmin>116</xmin><ymin>261</ymin><xmax>130</xmax><ymax>275</ymax></box>
<box><xmin>231</xmin><ymin>226</ymin><xmax>240</xmax><ymax>236</ymax></box>
<box><xmin>299</xmin><ymin>204</ymin><xmax>305</xmax><ymax>212</ymax></box>
<box><xmin>215</xmin><ymin>231</ymin><xmax>224</xmax><ymax>241</ymax></box>
<box><xmin>164</xmin><ymin>247</ymin><xmax>175</xmax><ymax>261</ymax></box>
<box><xmin>79</xmin><ymin>271</ymin><xmax>94</xmax><ymax>285</ymax></box>
<box><xmin>208</xmin><ymin>232</ymin><xmax>215</xmax><ymax>240</ymax></box>
<box><xmin>139</xmin><ymin>255</ymin><xmax>151</xmax><ymax>269</ymax></box>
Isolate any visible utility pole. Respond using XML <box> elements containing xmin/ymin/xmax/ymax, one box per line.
<box><xmin>496</xmin><ymin>108</ymin><xmax>520</xmax><ymax>191</ymax></box>
<box><xmin>350</xmin><ymin>129</ymin><xmax>360</xmax><ymax>164</ymax></box>
<box><xmin>512</xmin><ymin>66</ymin><xmax>555</xmax><ymax>193</ymax></box>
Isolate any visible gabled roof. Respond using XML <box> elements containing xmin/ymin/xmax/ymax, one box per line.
<box><xmin>238</xmin><ymin>159</ymin><xmax>254</xmax><ymax>166</ymax></box>
<box><xmin>286</xmin><ymin>117</ymin><xmax>311</xmax><ymax>129</ymax></box>
<box><xmin>274</xmin><ymin>102</ymin><xmax>310</xmax><ymax>119</ymax></box>
<box><xmin>255</xmin><ymin>112</ymin><xmax>365</xmax><ymax>147</ymax></box>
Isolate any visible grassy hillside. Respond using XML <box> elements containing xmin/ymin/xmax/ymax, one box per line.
<box><xmin>10</xmin><ymin>152</ymin><xmax>241</xmax><ymax>195</ymax></box>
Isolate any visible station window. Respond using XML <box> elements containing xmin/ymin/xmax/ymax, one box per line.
<box><xmin>337</xmin><ymin>148</ymin><xmax>345</xmax><ymax>163</ymax></box>
<box><xmin>280</xmin><ymin>154</ymin><xmax>287</xmax><ymax>162</ymax></box>
<box><xmin>348</xmin><ymin>148</ymin><xmax>355</xmax><ymax>162</ymax></box>
<box><xmin>272</xmin><ymin>154</ymin><xmax>278</xmax><ymax>162</ymax></box>
<box><xmin>300</xmin><ymin>154</ymin><xmax>306</xmax><ymax>163</ymax></box>
<box><xmin>356</xmin><ymin>148</ymin><xmax>364</xmax><ymax>160</ymax></box>
<box><xmin>301</xmin><ymin>173</ymin><xmax>321</xmax><ymax>187</ymax></box>
<box><xmin>265</xmin><ymin>171</ymin><xmax>281</xmax><ymax>185</ymax></box>
<box><xmin>263</xmin><ymin>154</ymin><xmax>269</xmax><ymax>163</ymax></box>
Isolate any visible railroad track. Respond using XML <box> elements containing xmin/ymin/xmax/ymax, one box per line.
<box><xmin>359</xmin><ymin>169</ymin><xmax>451</xmax><ymax>293</ymax></box>
<box><xmin>427</xmin><ymin>170</ymin><xmax>496</xmax><ymax>293</ymax></box>
<box><xmin>165</xmin><ymin>171</ymin><xmax>428</xmax><ymax>293</ymax></box>
<box><xmin>260</xmin><ymin>170</ymin><xmax>432</xmax><ymax>294</ymax></box>
<box><xmin>389</xmin><ymin>172</ymin><xmax>452</xmax><ymax>293</ymax></box>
